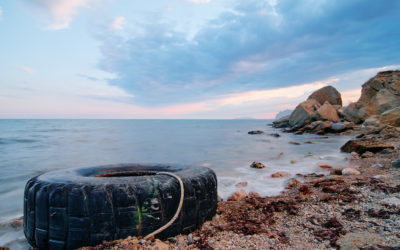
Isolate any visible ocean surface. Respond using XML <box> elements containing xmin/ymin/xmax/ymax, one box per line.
<box><xmin>0</xmin><ymin>119</ymin><xmax>352</xmax><ymax>249</ymax></box>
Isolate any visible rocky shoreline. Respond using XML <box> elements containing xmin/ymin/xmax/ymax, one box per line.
<box><xmin>82</xmin><ymin>70</ymin><xmax>400</xmax><ymax>249</ymax></box>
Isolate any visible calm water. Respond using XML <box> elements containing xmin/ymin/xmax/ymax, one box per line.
<box><xmin>0</xmin><ymin>119</ymin><xmax>352</xmax><ymax>249</ymax></box>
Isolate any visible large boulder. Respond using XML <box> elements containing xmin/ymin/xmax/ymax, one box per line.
<box><xmin>272</xmin><ymin>115</ymin><xmax>290</xmax><ymax>128</ymax></box>
<box><xmin>313</xmin><ymin>101</ymin><xmax>340</xmax><ymax>122</ymax></box>
<box><xmin>379</xmin><ymin>107</ymin><xmax>400</xmax><ymax>127</ymax></box>
<box><xmin>307</xmin><ymin>85</ymin><xmax>342</xmax><ymax>106</ymax></box>
<box><xmin>343</xmin><ymin>70</ymin><xmax>400</xmax><ymax>123</ymax></box>
<box><xmin>289</xmin><ymin>99</ymin><xmax>321</xmax><ymax>128</ymax></box>
<box><xmin>340</xmin><ymin>138</ymin><xmax>394</xmax><ymax>154</ymax></box>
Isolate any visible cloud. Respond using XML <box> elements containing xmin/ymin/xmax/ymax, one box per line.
<box><xmin>110</xmin><ymin>16</ymin><xmax>125</xmax><ymax>30</ymax></box>
<box><xmin>29</xmin><ymin>0</ymin><xmax>98</xmax><ymax>30</ymax></box>
<box><xmin>0</xmin><ymin>6</ymin><xmax>3</xmax><ymax>18</ymax></box>
<box><xmin>97</xmin><ymin>0</ymin><xmax>400</xmax><ymax>107</ymax></box>
<box><xmin>17</xmin><ymin>65</ymin><xmax>36</xmax><ymax>74</ymax></box>
<box><xmin>186</xmin><ymin>0</ymin><xmax>211</xmax><ymax>4</ymax></box>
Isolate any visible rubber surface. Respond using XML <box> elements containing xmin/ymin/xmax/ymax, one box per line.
<box><xmin>23</xmin><ymin>164</ymin><xmax>218</xmax><ymax>249</ymax></box>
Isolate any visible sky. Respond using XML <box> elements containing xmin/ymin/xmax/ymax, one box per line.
<box><xmin>0</xmin><ymin>0</ymin><xmax>400</xmax><ymax>119</ymax></box>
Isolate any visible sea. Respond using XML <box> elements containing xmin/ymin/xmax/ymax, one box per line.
<box><xmin>0</xmin><ymin>119</ymin><xmax>352</xmax><ymax>249</ymax></box>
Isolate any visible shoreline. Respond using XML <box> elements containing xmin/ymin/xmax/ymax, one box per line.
<box><xmin>83</xmin><ymin>126</ymin><xmax>400</xmax><ymax>249</ymax></box>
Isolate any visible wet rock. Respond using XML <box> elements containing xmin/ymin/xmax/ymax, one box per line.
<box><xmin>318</xmin><ymin>163</ymin><xmax>333</xmax><ymax>169</ymax></box>
<box><xmin>342</xmin><ymin>168</ymin><xmax>360</xmax><ymax>175</ymax></box>
<box><xmin>304</xmin><ymin>141</ymin><xmax>314</xmax><ymax>144</ymax></box>
<box><xmin>11</xmin><ymin>217</ymin><xmax>23</xmax><ymax>228</ymax></box>
<box><xmin>271</xmin><ymin>171</ymin><xmax>291</xmax><ymax>178</ymax></box>
<box><xmin>380</xmin><ymin>197</ymin><xmax>400</xmax><ymax>208</ymax></box>
<box><xmin>248</xmin><ymin>130</ymin><xmax>264</xmax><ymax>134</ymax></box>
<box><xmin>289</xmin><ymin>141</ymin><xmax>301</xmax><ymax>145</ymax></box>
<box><xmin>307</xmin><ymin>85</ymin><xmax>342</xmax><ymax>106</ymax></box>
<box><xmin>380</xmin><ymin>107</ymin><xmax>400</xmax><ymax>126</ymax></box>
<box><xmin>350</xmin><ymin>152</ymin><xmax>360</xmax><ymax>160</ymax></box>
<box><xmin>391</xmin><ymin>158</ymin><xmax>400</xmax><ymax>169</ymax></box>
<box><xmin>228</xmin><ymin>189</ymin><xmax>247</xmax><ymax>201</ymax></box>
<box><xmin>314</xmin><ymin>101</ymin><xmax>340</xmax><ymax>122</ymax></box>
<box><xmin>290</xmin><ymin>160</ymin><xmax>297</xmax><ymax>164</ymax></box>
<box><xmin>340</xmin><ymin>138</ymin><xmax>394</xmax><ymax>154</ymax></box>
<box><xmin>330</xmin><ymin>169</ymin><xmax>343</xmax><ymax>175</ymax></box>
<box><xmin>250</xmin><ymin>161</ymin><xmax>266</xmax><ymax>169</ymax></box>
<box><xmin>286</xmin><ymin>178</ymin><xmax>301</xmax><ymax>189</ymax></box>
<box><xmin>370</xmin><ymin>163</ymin><xmax>383</xmax><ymax>168</ymax></box>
<box><xmin>289</xmin><ymin>99</ymin><xmax>321</xmax><ymax>128</ymax></box>
<box><xmin>336</xmin><ymin>232</ymin><xmax>384</xmax><ymax>250</ymax></box>
<box><xmin>269</xmin><ymin>133</ymin><xmax>281</xmax><ymax>137</ymax></box>
<box><xmin>248</xmin><ymin>191</ymin><xmax>262</xmax><ymax>198</ymax></box>
<box><xmin>235</xmin><ymin>181</ymin><xmax>248</xmax><ymax>188</ymax></box>
<box><xmin>272</xmin><ymin>115</ymin><xmax>290</xmax><ymax>128</ymax></box>
<box><xmin>361</xmin><ymin>151</ymin><xmax>374</xmax><ymax>158</ymax></box>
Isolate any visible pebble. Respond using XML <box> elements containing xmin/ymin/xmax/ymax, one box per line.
<box><xmin>391</xmin><ymin>158</ymin><xmax>400</xmax><ymax>169</ymax></box>
<box><xmin>342</xmin><ymin>168</ymin><xmax>360</xmax><ymax>175</ymax></box>
<box><xmin>370</xmin><ymin>163</ymin><xmax>383</xmax><ymax>168</ymax></box>
<box><xmin>289</xmin><ymin>141</ymin><xmax>301</xmax><ymax>145</ymax></box>
<box><xmin>250</xmin><ymin>161</ymin><xmax>267</xmax><ymax>169</ymax></box>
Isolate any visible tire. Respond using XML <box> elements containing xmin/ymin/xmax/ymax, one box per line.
<box><xmin>23</xmin><ymin>164</ymin><xmax>218</xmax><ymax>249</ymax></box>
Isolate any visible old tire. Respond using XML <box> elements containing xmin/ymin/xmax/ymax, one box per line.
<box><xmin>23</xmin><ymin>164</ymin><xmax>217</xmax><ymax>249</ymax></box>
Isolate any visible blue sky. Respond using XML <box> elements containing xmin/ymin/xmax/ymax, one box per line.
<box><xmin>1</xmin><ymin>0</ymin><xmax>400</xmax><ymax>118</ymax></box>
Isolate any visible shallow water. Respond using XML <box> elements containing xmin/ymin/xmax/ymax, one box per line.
<box><xmin>0</xmin><ymin>119</ymin><xmax>352</xmax><ymax>249</ymax></box>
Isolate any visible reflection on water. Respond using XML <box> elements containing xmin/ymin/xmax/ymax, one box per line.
<box><xmin>0</xmin><ymin>119</ymin><xmax>352</xmax><ymax>249</ymax></box>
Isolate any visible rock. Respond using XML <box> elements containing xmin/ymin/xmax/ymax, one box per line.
<box><xmin>289</xmin><ymin>141</ymin><xmax>301</xmax><ymax>145</ymax></box>
<box><xmin>361</xmin><ymin>151</ymin><xmax>374</xmax><ymax>158</ymax></box>
<box><xmin>370</xmin><ymin>163</ymin><xmax>383</xmax><ymax>168</ymax></box>
<box><xmin>313</xmin><ymin>101</ymin><xmax>340</xmax><ymax>122</ymax></box>
<box><xmin>379</xmin><ymin>107</ymin><xmax>400</xmax><ymax>126</ymax></box>
<box><xmin>286</xmin><ymin>178</ymin><xmax>301</xmax><ymax>189</ymax></box>
<box><xmin>350</xmin><ymin>151</ymin><xmax>360</xmax><ymax>159</ymax></box>
<box><xmin>331</xmin><ymin>122</ymin><xmax>345</xmax><ymax>132</ymax></box>
<box><xmin>289</xmin><ymin>99</ymin><xmax>321</xmax><ymax>128</ymax></box>
<box><xmin>271</xmin><ymin>171</ymin><xmax>291</xmax><ymax>178</ymax></box>
<box><xmin>153</xmin><ymin>239</ymin><xmax>170</xmax><ymax>250</ymax></box>
<box><xmin>391</xmin><ymin>158</ymin><xmax>400</xmax><ymax>169</ymax></box>
<box><xmin>248</xmin><ymin>191</ymin><xmax>262</xmax><ymax>198</ymax></box>
<box><xmin>235</xmin><ymin>181</ymin><xmax>248</xmax><ymax>188</ymax></box>
<box><xmin>307</xmin><ymin>85</ymin><xmax>342</xmax><ymax>106</ymax></box>
<box><xmin>381</xmin><ymin>148</ymin><xmax>393</xmax><ymax>154</ymax></box>
<box><xmin>330</xmin><ymin>168</ymin><xmax>343</xmax><ymax>175</ymax></box>
<box><xmin>11</xmin><ymin>217</ymin><xmax>23</xmax><ymax>228</ymax></box>
<box><xmin>318</xmin><ymin>163</ymin><xmax>333</xmax><ymax>169</ymax></box>
<box><xmin>381</xmin><ymin>197</ymin><xmax>400</xmax><ymax>208</ymax></box>
<box><xmin>304</xmin><ymin>141</ymin><xmax>314</xmax><ymax>144</ymax></box>
<box><xmin>187</xmin><ymin>235</ymin><xmax>193</xmax><ymax>245</ymax></box>
<box><xmin>342</xmin><ymin>168</ymin><xmax>360</xmax><ymax>175</ymax></box>
<box><xmin>275</xmin><ymin>109</ymin><xmax>293</xmax><ymax>119</ymax></box>
<box><xmin>250</xmin><ymin>161</ymin><xmax>266</xmax><ymax>169</ymax></box>
<box><xmin>269</xmin><ymin>133</ymin><xmax>281</xmax><ymax>137</ymax></box>
<box><xmin>363</xmin><ymin>115</ymin><xmax>380</xmax><ymax>127</ymax></box>
<box><xmin>340</xmin><ymin>138</ymin><xmax>394</xmax><ymax>154</ymax></box>
<box><xmin>248</xmin><ymin>130</ymin><xmax>264</xmax><ymax>134</ymax></box>
<box><xmin>228</xmin><ymin>189</ymin><xmax>247</xmax><ymax>201</ymax></box>
<box><xmin>343</xmin><ymin>102</ymin><xmax>364</xmax><ymax>123</ymax></box>
<box><xmin>272</xmin><ymin>115</ymin><xmax>290</xmax><ymax>128</ymax></box>
<box><xmin>337</xmin><ymin>232</ymin><xmax>384</xmax><ymax>250</ymax></box>
<box><xmin>290</xmin><ymin>160</ymin><xmax>297</xmax><ymax>164</ymax></box>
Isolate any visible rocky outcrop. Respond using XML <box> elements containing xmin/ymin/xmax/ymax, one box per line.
<box><xmin>340</xmin><ymin>139</ymin><xmax>394</xmax><ymax>154</ymax></box>
<box><xmin>307</xmin><ymin>85</ymin><xmax>343</xmax><ymax>106</ymax></box>
<box><xmin>272</xmin><ymin>115</ymin><xmax>290</xmax><ymax>128</ymax></box>
<box><xmin>289</xmin><ymin>99</ymin><xmax>321</xmax><ymax>128</ymax></box>
<box><xmin>343</xmin><ymin>70</ymin><xmax>400</xmax><ymax>124</ymax></box>
<box><xmin>379</xmin><ymin>107</ymin><xmax>400</xmax><ymax>127</ymax></box>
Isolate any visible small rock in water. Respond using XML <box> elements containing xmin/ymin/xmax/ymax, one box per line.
<box><xmin>271</xmin><ymin>171</ymin><xmax>291</xmax><ymax>178</ymax></box>
<box><xmin>391</xmin><ymin>158</ymin><xmax>400</xmax><ymax>169</ymax></box>
<box><xmin>330</xmin><ymin>168</ymin><xmax>343</xmax><ymax>175</ymax></box>
<box><xmin>289</xmin><ymin>141</ymin><xmax>301</xmax><ymax>145</ymax></box>
<box><xmin>370</xmin><ymin>163</ymin><xmax>383</xmax><ymax>168</ymax></box>
<box><xmin>286</xmin><ymin>178</ymin><xmax>301</xmax><ymax>189</ymax></box>
<box><xmin>250</xmin><ymin>161</ymin><xmax>266</xmax><ymax>169</ymax></box>
<box><xmin>318</xmin><ymin>163</ymin><xmax>333</xmax><ymax>169</ymax></box>
<box><xmin>361</xmin><ymin>151</ymin><xmax>374</xmax><ymax>158</ymax></box>
<box><xmin>331</xmin><ymin>122</ymin><xmax>345</xmax><ymax>132</ymax></box>
<box><xmin>235</xmin><ymin>181</ymin><xmax>248</xmax><ymax>188</ymax></box>
<box><xmin>269</xmin><ymin>133</ymin><xmax>281</xmax><ymax>137</ymax></box>
<box><xmin>11</xmin><ymin>217</ymin><xmax>23</xmax><ymax>228</ymax></box>
<box><xmin>228</xmin><ymin>189</ymin><xmax>247</xmax><ymax>201</ymax></box>
<box><xmin>381</xmin><ymin>197</ymin><xmax>400</xmax><ymax>208</ymax></box>
<box><xmin>290</xmin><ymin>160</ymin><xmax>297</xmax><ymax>164</ymax></box>
<box><xmin>248</xmin><ymin>191</ymin><xmax>262</xmax><ymax>198</ymax></box>
<box><xmin>304</xmin><ymin>141</ymin><xmax>314</xmax><ymax>144</ymax></box>
<box><xmin>278</xmin><ymin>152</ymin><xmax>284</xmax><ymax>157</ymax></box>
<box><xmin>342</xmin><ymin>168</ymin><xmax>360</xmax><ymax>175</ymax></box>
<box><xmin>248</xmin><ymin>130</ymin><xmax>264</xmax><ymax>135</ymax></box>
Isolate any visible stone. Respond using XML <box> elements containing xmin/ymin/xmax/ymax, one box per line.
<box><xmin>248</xmin><ymin>191</ymin><xmax>262</xmax><ymax>198</ymax></box>
<box><xmin>314</xmin><ymin>101</ymin><xmax>340</xmax><ymax>122</ymax></box>
<box><xmin>272</xmin><ymin>115</ymin><xmax>290</xmax><ymax>128</ymax></box>
<box><xmin>330</xmin><ymin>168</ymin><xmax>343</xmax><ymax>175</ymax></box>
<box><xmin>331</xmin><ymin>122</ymin><xmax>345</xmax><ymax>132</ymax></box>
<box><xmin>318</xmin><ymin>163</ymin><xmax>333</xmax><ymax>169</ymax></box>
<box><xmin>289</xmin><ymin>99</ymin><xmax>321</xmax><ymax>128</ymax></box>
<box><xmin>350</xmin><ymin>152</ymin><xmax>360</xmax><ymax>159</ymax></box>
<box><xmin>250</xmin><ymin>161</ymin><xmax>266</xmax><ymax>169</ymax></box>
<box><xmin>340</xmin><ymin>139</ymin><xmax>394</xmax><ymax>154</ymax></box>
<box><xmin>307</xmin><ymin>85</ymin><xmax>342</xmax><ymax>106</ymax></box>
<box><xmin>370</xmin><ymin>163</ymin><xmax>383</xmax><ymax>168</ymax></box>
<box><xmin>248</xmin><ymin>130</ymin><xmax>264</xmax><ymax>134</ymax></box>
<box><xmin>337</xmin><ymin>232</ymin><xmax>384</xmax><ymax>250</ymax></box>
<box><xmin>381</xmin><ymin>197</ymin><xmax>400</xmax><ymax>208</ymax></box>
<box><xmin>235</xmin><ymin>181</ymin><xmax>248</xmax><ymax>188</ymax></box>
<box><xmin>342</xmin><ymin>168</ymin><xmax>360</xmax><ymax>175</ymax></box>
<box><xmin>343</xmin><ymin>102</ymin><xmax>363</xmax><ymax>124</ymax></box>
<box><xmin>286</xmin><ymin>178</ymin><xmax>301</xmax><ymax>189</ymax></box>
<box><xmin>363</xmin><ymin>115</ymin><xmax>380</xmax><ymax>127</ymax></box>
<box><xmin>271</xmin><ymin>171</ymin><xmax>291</xmax><ymax>178</ymax></box>
<box><xmin>381</xmin><ymin>148</ymin><xmax>393</xmax><ymax>154</ymax></box>
<box><xmin>153</xmin><ymin>239</ymin><xmax>170</xmax><ymax>250</ymax></box>
<box><xmin>361</xmin><ymin>151</ymin><xmax>374</xmax><ymax>158</ymax></box>
<box><xmin>379</xmin><ymin>107</ymin><xmax>400</xmax><ymax>127</ymax></box>
<box><xmin>269</xmin><ymin>133</ymin><xmax>281</xmax><ymax>137</ymax></box>
<box><xmin>391</xmin><ymin>158</ymin><xmax>400</xmax><ymax>169</ymax></box>
<box><xmin>275</xmin><ymin>110</ymin><xmax>293</xmax><ymax>119</ymax></box>
<box><xmin>228</xmin><ymin>189</ymin><xmax>247</xmax><ymax>201</ymax></box>
<box><xmin>289</xmin><ymin>141</ymin><xmax>301</xmax><ymax>145</ymax></box>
